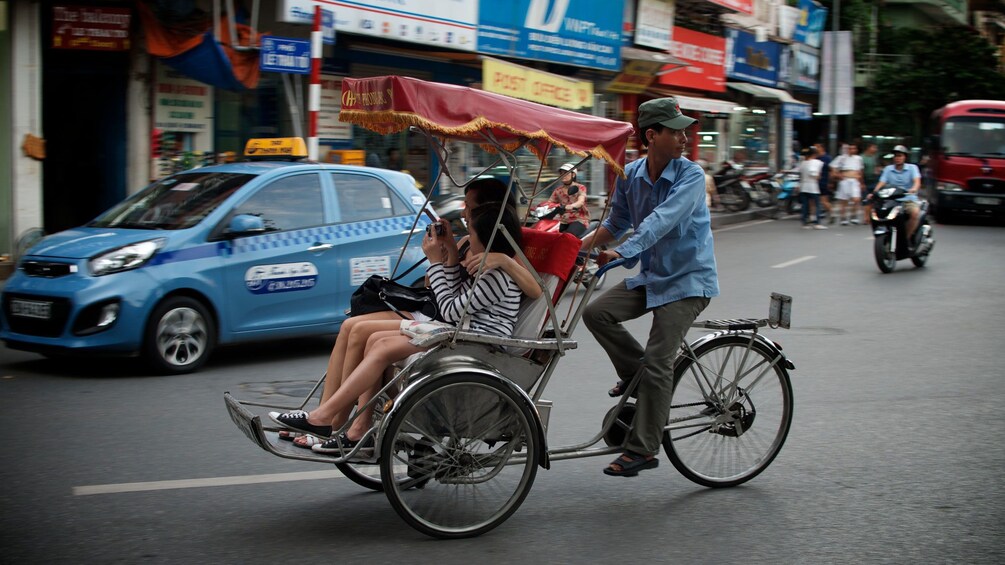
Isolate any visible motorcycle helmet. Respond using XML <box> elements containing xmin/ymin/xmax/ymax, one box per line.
<box><xmin>559</xmin><ymin>162</ymin><xmax>577</xmax><ymax>174</ymax></box>
<box><xmin>892</xmin><ymin>145</ymin><xmax>909</xmax><ymax>155</ymax></box>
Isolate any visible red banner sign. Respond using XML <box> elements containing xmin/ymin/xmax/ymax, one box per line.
<box><xmin>52</xmin><ymin>5</ymin><xmax>131</xmax><ymax>51</ymax></box>
<box><xmin>659</xmin><ymin>27</ymin><xmax>727</xmax><ymax>93</ymax></box>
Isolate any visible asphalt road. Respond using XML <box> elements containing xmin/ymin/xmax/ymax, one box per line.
<box><xmin>2</xmin><ymin>215</ymin><xmax>1003</xmax><ymax>564</ymax></box>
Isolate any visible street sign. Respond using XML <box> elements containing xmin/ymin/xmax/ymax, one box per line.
<box><xmin>277</xmin><ymin>0</ymin><xmax>335</xmax><ymax>44</ymax></box>
<box><xmin>260</xmin><ymin>36</ymin><xmax>310</xmax><ymax>74</ymax></box>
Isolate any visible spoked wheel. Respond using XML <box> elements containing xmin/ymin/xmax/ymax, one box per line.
<box><xmin>874</xmin><ymin>233</ymin><xmax>896</xmax><ymax>273</ymax></box>
<box><xmin>663</xmin><ymin>335</ymin><xmax>793</xmax><ymax>488</ymax></box>
<box><xmin>380</xmin><ymin>373</ymin><xmax>540</xmax><ymax>538</ymax></box>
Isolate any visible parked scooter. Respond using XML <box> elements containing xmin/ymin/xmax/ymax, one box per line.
<box><xmin>775</xmin><ymin>171</ymin><xmax>802</xmax><ymax>215</ymax></box>
<box><xmin>739</xmin><ymin>170</ymin><xmax>778</xmax><ymax>208</ymax></box>
<box><xmin>713</xmin><ymin>162</ymin><xmax>752</xmax><ymax>212</ymax></box>
<box><xmin>869</xmin><ymin>186</ymin><xmax>935</xmax><ymax>273</ymax></box>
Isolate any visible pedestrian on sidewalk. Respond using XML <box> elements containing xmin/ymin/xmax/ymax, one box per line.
<box><xmin>799</xmin><ymin>147</ymin><xmax>826</xmax><ymax>229</ymax></box>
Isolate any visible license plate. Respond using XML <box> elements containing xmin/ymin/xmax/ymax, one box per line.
<box><xmin>10</xmin><ymin>299</ymin><xmax>53</xmax><ymax>320</ymax></box>
<box><xmin>974</xmin><ymin>197</ymin><xmax>1001</xmax><ymax>206</ymax></box>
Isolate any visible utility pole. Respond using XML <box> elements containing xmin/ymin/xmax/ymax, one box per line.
<box><xmin>829</xmin><ymin>0</ymin><xmax>841</xmax><ymax>157</ymax></box>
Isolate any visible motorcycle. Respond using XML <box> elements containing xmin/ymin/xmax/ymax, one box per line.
<box><xmin>528</xmin><ymin>201</ymin><xmax>606</xmax><ymax>289</ymax></box>
<box><xmin>774</xmin><ymin>171</ymin><xmax>802</xmax><ymax>215</ymax></box>
<box><xmin>739</xmin><ymin>170</ymin><xmax>778</xmax><ymax>208</ymax></box>
<box><xmin>712</xmin><ymin>163</ymin><xmax>752</xmax><ymax>212</ymax></box>
<box><xmin>869</xmin><ymin>186</ymin><xmax>936</xmax><ymax>273</ymax></box>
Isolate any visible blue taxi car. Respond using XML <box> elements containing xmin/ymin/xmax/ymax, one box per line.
<box><xmin>0</xmin><ymin>138</ymin><xmax>432</xmax><ymax>373</ymax></box>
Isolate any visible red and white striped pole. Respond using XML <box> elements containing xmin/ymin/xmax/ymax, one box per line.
<box><xmin>307</xmin><ymin>5</ymin><xmax>323</xmax><ymax>161</ymax></box>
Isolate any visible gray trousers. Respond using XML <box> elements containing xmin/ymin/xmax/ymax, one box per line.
<box><xmin>583</xmin><ymin>282</ymin><xmax>710</xmax><ymax>456</ymax></box>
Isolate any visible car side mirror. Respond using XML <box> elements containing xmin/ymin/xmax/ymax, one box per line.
<box><xmin>225</xmin><ymin>214</ymin><xmax>266</xmax><ymax>238</ymax></box>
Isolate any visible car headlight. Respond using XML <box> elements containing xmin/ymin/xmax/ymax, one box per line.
<box><xmin>89</xmin><ymin>239</ymin><xmax>165</xmax><ymax>276</ymax></box>
<box><xmin>936</xmin><ymin>181</ymin><xmax>964</xmax><ymax>192</ymax></box>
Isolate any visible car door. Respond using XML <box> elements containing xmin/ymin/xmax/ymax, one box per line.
<box><xmin>329</xmin><ymin>171</ymin><xmax>426</xmax><ymax>311</ymax></box>
<box><xmin>220</xmin><ymin>171</ymin><xmax>343</xmax><ymax>335</ymax></box>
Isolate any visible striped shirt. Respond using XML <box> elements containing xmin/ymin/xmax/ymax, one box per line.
<box><xmin>427</xmin><ymin>262</ymin><xmax>522</xmax><ymax>337</ymax></box>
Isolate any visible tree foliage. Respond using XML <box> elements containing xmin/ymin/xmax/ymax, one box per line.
<box><xmin>855</xmin><ymin>26</ymin><xmax>1005</xmax><ymax>141</ymax></box>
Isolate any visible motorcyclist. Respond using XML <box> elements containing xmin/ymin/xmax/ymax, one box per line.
<box><xmin>548</xmin><ymin>163</ymin><xmax>590</xmax><ymax>237</ymax></box>
<box><xmin>871</xmin><ymin>145</ymin><xmax>922</xmax><ymax>242</ymax></box>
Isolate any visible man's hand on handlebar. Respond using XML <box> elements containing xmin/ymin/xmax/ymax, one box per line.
<box><xmin>595</xmin><ymin>249</ymin><xmax>622</xmax><ymax>267</ymax></box>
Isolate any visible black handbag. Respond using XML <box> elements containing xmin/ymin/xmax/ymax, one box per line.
<box><xmin>348</xmin><ymin>258</ymin><xmax>438</xmax><ymax>320</ymax></box>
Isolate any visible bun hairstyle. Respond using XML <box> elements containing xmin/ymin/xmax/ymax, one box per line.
<box><xmin>465</xmin><ymin>177</ymin><xmax>519</xmax><ymax>210</ymax></box>
<box><xmin>468</xmin><ymin>201</ymin><xmax>522</xmax><ymax>258</ymax></box>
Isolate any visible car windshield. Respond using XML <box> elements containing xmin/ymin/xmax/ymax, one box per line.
<box><xmin>89</xmin><ymin>172</ymin><xmax>256</xmax><ymax>230</ymax></box>
<box><xmin>942</xmin><ymin>116</ymin><xmax>1005</xmax><ymax>157</ymax></box>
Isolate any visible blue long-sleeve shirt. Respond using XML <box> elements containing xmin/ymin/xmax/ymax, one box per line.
<box><xmin>602</xmin><ymin>156</ymin><xmax>719</xmax><ymax>308</ymax></box>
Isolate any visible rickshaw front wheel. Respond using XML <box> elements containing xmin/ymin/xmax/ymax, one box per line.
<box><xmin>380</xmin><ymin>373</ymin><xmax>540</xmax><ymax>539</ymax></box>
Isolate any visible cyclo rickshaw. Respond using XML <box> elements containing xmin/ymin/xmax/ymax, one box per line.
<box><xmin>225</xmin><ymin>76</ymin><xmax>795</xmax><ymax>539</ymax></box>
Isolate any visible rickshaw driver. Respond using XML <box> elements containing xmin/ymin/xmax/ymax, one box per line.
<box><xmin>579</xmin><ymin>97</ymin><xmax>720</xmax><ymax>477</ymax></box>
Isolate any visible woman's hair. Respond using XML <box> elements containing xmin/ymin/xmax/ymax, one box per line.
<box><xmin>468</xmin><ymin>201</ymin><xmax>522</xmax><ymax>257</ymax></box>
<box><xmin>465</xmin><ymin>177</ymin><xmax>519</xmax><ymax>209</ymax></box>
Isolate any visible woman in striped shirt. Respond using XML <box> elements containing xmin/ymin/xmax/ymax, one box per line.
<box><xmin>272</xmin><ymin>200</ymin><xmax>525</xmax><ymax>454</ymax></box>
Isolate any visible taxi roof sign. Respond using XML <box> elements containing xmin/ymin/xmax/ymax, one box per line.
<box><xmin>244</xmin><ymin>137</ymin><xmax>308</xmax><ymax>160</ymax></box>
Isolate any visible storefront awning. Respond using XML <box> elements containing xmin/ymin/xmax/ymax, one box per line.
<box><xmin>621</xmin><ymin>46</ymin><xmax>689</xmax><ymax>69</ymax></box>
<box><xmin>726</xmin><ymin>82</ymin><xmax>808</xmax><ymax>106</ymax></box>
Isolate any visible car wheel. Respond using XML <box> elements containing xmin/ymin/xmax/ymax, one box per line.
<box><xmin>143</xmin><ymin>296</ymin><xmax>215</xmax><ymax>374</ymax></box>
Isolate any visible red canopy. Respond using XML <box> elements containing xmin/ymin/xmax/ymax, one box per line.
<box><xmin>339</xmin><ymin>76</ymin><xmax>634</xmax><ymax>177</ymax></box>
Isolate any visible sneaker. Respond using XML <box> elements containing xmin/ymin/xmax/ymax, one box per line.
<box><xmin>803</xmin><ymin>224</ymin><xmax>812</xmax><ymax>229</ymax></box>
<box><xmin>840</xmin><ymin>219</ymin><xmax>849</xmax><ymax>226</ymax></box>
<box><xmin>850</xmin><ymin>218</ymin><xmax>861</xmax><ymax>225</ymax></box>
<box><xmin>269</xmin><ymin>410</ymin><xmax>332</xmax><ymax>437</ymax></box>
<box><xmin>311</xmin><ymin>432</ymin><xmax>374</xmax><ymax>455</ymax></box>
<box><xmin>814</xmin><ymin>224</ymin><xmax>828</xmax><ymax>230</ymax></box>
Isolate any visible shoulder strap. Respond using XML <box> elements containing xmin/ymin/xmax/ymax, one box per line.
<box><xmin>390</xmin><ymin>256</ymin><xmax>428</xmax><ymax>283</ymax></box>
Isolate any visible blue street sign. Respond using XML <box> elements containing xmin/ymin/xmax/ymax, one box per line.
<box><xmin>260</xmin><ymin>36</ymin><xmax>311</xmax><ymax>74</ymax></box>
<box><xmin>322</xmin><ymin>9</ymin><xmax>335</xmax><ymax>45</ymax></box>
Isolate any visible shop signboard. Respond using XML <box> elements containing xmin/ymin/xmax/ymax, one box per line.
<box><xmin>319</xmin><ymin>75</ymin><xmax>353</xmax><ymax>142</ymax></box>
<box><xmin>782</xmin><ymin>102</ymin><xmax>812</xmax><ymax>120</ymax></box>
<box><xmin>793</xmin><ymin>0</ymin><xmax>827</xmax><ymax>49</ymax></box>
<box><xmin>790</xmin><ymin>43</ymin><xmax>819</xmax><ymax>91</ymax></box>
<box><xmin>308</xmin><ymin>0</ymin><xmax>477</xmax><ymax>51</ymax></box>
<box><xmin>277</xmin><ymin>1</ymin><xmax>336</xmax><ymax>44</ymax></box>
<box><xmin>725</xmin><ymin>28</ymin><xmax>781</xmax><ymax>88</ymax></box>
<box><xmin>154</xmin><ymin>64</ymin><xmax>213</xmax><ymax>133</ymax></box>
<box><xmin>51</xmin><ymin>5</ymin><xmax>131</xmax><ymax>51</ymax></box>
<box><xmin>260</xmin><ymin>36</ymin><xmax>311</xmax><ymax>74</ymax></box>
<box><xmin>707</xmin><ymin>0</ymin><xmax>753</xmax><ymax>15</ymax></box>
<box><xmin>483</xmin><ymin>57</ymin><xmax>593</xmax><ymax>110</ymax></box>
<box><xmin>633</xmin><ymin>0</ymin><xmax>674</xmax><ymax>51</ymax></box>
<box><xmin>660</xmin><ymin>27</ymin><xmax>726</xmax><ymax>93</ymax></box>
<box><xmin>477</xmin><ymin>0</ymin><xmax>622</xmax><ymax>71</ymax></box>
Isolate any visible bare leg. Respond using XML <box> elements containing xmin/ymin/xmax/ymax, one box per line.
<box><xmin>307</xmin><ymin>333</ymin><xmax>423</xmax><ymax>438</ymax></box>
<box><xmin>320</xmin><ymin>312</ymin><xmax>408</xmax><ymax>404</ymax></box>
<box><xmin>907</xmin><ymin>208</ymin><xmax>921</xmax><ymax>241</ymax></box>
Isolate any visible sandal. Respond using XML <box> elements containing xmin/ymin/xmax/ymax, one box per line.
<box><xmin>608</xmin><ymin>379</ymin><xmax>628</xmax><ymax>397</ymax></box>
<box><xmin>292</xmin><ymin>434</ymin><xmax>325</xmax><ymax>449</ymax></box>
<box><xmin>312</xmin><ymin>432</ymin><xmax>374</xmax><ymax>455</ymax></box>
<box><xmin>603</xmin><ymin>451</ymin><xmax>659</xmax><ymax>477</ymax></box>
<box><xmin>278</xmin><ymin>430</ymin><xmax>303</xmax><ymax>441</ymax></box>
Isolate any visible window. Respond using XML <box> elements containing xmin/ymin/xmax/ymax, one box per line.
<box><xmin>231</xmin><ymin>173</ymin><xmax>324</xmax><ymax>232</ymax></box>
<box><xmin>332</xmin><ymin>173</ymin><xmax>409</xmax><ymax>223</ymax></box>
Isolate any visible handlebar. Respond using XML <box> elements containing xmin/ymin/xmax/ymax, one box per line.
<box><xmin>593</xmin><ymin>256</ymin><xmax>638</xmax><ymax>278</ymax></box>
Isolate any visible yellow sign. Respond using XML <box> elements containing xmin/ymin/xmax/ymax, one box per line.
<box><xmin>606</xmin><ymin>59</ymin><xmax>661</xmax><ymax>94</ymax></box>
<box><xmin>244</xmin><ymin>138</ymin><xmax>308</xmax><ymax>158</ymax></box>
<box><xmin>482</xmin><ymin>57</ymin><xmax>593</xmax><ymax>110</ymax></box>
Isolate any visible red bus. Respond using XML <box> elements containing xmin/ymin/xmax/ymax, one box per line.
<box><xmin>926</xmin><ymin>100</ymin><xmax>1005</xmax><ymax>221</ymax></box>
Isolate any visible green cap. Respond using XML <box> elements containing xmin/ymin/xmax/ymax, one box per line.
<box><xmin>638</xmin><ymin>97</ymin><xmax>696</xmax><ymax>130</ymax></box>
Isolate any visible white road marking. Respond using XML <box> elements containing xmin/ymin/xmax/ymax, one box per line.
<box><xmin>714</xmin><ymin>219</ymin><xmax>776</xmax><ymax>233</ymax></box>
<box><xmin>73</xmin><ymin>470</ymin><xmax>346</xmax><ymax>496</ymax></box>
<box><xmin>771</xmin><ymin>256</ymin><xmax>816</xmax><ymax>269</ymax></box>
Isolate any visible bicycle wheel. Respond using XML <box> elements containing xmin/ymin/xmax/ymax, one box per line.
<box><xmin>380</xmin><ymin>373</ymin><xmax>540</xmax><ymax>538</ymax></box>
<box><xmin>663</xmin><ymin>335</ymin><xmax>793</xmax><ymax>488</ymax></box>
